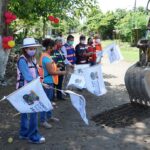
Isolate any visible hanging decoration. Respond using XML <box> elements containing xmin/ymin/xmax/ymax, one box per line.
<box><xmin>4</xmin><ymin>11</ymin><xmax>17</xmax><ymax>25</ymax></box>
<box><xmin>48</xmin><ymin>15</ymin><xmax>55</xmax><ymax>22</ymax></box>
<box><xmin>48</xmin><ymin>15</ymin><xmax>60</xmax><ymax>24</ymax></box>
<box><xmin>2</xmin><ymin>36</ymin><xmax>15</xmax><ymax>50</ymax></box>
<box><xmin>54</xmin><ymin>18</ymin><xmax>59</xmax><ymax>24</ymax></box>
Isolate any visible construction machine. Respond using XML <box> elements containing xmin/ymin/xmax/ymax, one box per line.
<box><xmin>125</xmin><ymin>0</ymin><xmax>150</xmax><ymax>106</ymax></box>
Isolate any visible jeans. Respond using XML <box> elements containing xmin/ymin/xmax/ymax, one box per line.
<box><xmin>20</xmin><ymin>113</ymin><xmax>42</xmax><ymax>141</ymax></box>
<box><xmin>54</xmin><ymin>75</ymin><xmax>64</xmax><ymax>99</ymax></box>
<box><xmin>40</xmin><ymin>83</ymin><xmax>54</xmax><ymax>123</ymax></box>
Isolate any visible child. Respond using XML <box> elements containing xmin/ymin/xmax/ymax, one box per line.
<box><xmin>16</xmin><ymin>37</ymin><xmax>45</xmax><ymax>144</ymax></box>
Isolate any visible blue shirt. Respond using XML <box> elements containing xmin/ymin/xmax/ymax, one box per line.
<box><xmin>42</xmin><ymin>56</ymin><xmax>53</xmax><ymax>84</ymax></box>
<box><xmin>18</xmin><ymin>58</ymin><xmax>38</xmax><ymax>82</ymax></box>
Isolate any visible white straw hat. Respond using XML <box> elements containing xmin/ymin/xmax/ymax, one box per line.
<box><xmin>21</xmin><ymin>37</ymin><xmax>41</xmax><ymax>48</ymax></box>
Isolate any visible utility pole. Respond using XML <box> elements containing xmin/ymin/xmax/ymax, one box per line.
<box><xmin>134</xmin><ymin>0</ymin><xmax>137</xmax><ymax>11</ymax></box>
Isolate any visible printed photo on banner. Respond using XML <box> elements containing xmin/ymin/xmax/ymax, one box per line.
<box><xmin>83</xmin><ymin>64</ymin><xmax>107</xmax><ymax>96</ymax></box>
<box><xmin>67</xmin><ymin>73</ymin><xmax>86</xmax><ymax>89</ymax></box>
<box><xmin>74</xmin><ymin>64</ymin><xmax>90</xmax><ymax>75</ymax></box>
<box><xmin>104</xmin><ymin>43</ymin><xmax>123</xmax><ymax>63</ymax></box>
<box><xmin>6</xmin><ymin>78</ymin><xmax>53</xmax><ymax>113</ymax></box>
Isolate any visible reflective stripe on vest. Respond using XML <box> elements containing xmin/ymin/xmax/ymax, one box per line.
<box><xmin>16</xmin><ymin>55</ymin><xmax>38</xmax><ymax>89</ymax></box>
<box><xmin>64</xmin><ymin>44</ymin><xmax>76</xmax><ymax>64</ymax></box>
<box><xmin>39</xmin><ymin>52</ymin><xmax>58</xmax><ymax>85</ymax></box>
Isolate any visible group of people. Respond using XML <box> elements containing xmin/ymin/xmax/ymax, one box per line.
<box><xmin>16</xmin><ymin>34</ymin><xmax>102</xmax><ymax>144</ymax></box>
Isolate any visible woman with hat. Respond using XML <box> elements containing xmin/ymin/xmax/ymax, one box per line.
<box><xmin>16</xmin><ymin>37</ymin><xmax>45</xmax><ymax>144</ymax></box>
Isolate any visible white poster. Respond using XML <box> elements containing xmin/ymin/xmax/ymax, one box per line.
<box><xmin>96</xmin><ymin>51</ymin><xmax>103</xmax><ymax>63</ymax></box>
<box><xmin>83</xmin><ymin>64</ymin><xmax>107</xmax><ymax>96</ymax></box>
<box><xmin>74</xmin><ymin>64</ymin><xmax>90</xmax><ymax>75</ymax></box>
<box><xmin>65</xmin><ymin>90</ymin><xmax>89</xmax><ymax>125</ymax></box>
<box><xmin>67</xmin><ymin>73</ymin><xmax>86</xmax><ymax>89</ymax></box>
<box><xmin>106</xmin><ymin>43</ymin><xmax>123</xmax><ymax>63</ymax></box>
<box><xmin>6</xmin><ymin>78</ymin><xmax>53</xmax><ymax>113</ymax></box>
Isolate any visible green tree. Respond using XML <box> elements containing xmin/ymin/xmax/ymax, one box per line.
<box><xmin>9</xmin><ymin>0</ymin><xmax>96</xmax><ymax>38</ymax></box>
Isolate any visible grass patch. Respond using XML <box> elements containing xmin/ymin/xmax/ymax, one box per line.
<box><xmin>101</xmin><ymin>40</ymin><xmax>139</xmax><ymax>62</ymax></box>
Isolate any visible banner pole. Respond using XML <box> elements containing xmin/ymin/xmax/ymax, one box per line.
<box><xmin>13</xmin><ymin>112</ymin><xmax>20</xmax><ymax>117</ymax></box>
<box><xmin>0</xmin><ymin>96</ymin><xmax>7</xmax><ymax>102</ymax></box>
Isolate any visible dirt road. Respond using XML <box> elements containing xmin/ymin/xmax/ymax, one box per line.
<box><xmin>1</xmin><ymin>56</ymin><xmax>150</xmax><ymax>150</ymax></box>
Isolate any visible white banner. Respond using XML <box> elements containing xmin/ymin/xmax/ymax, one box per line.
<box><xmin>6</xmin><ymin>78</ymin><xmax>53</xmax><ymax>113</ymax></box>
<box><xmin>65</xmin><ymin>90</ymin><xmax>89</xmax><ymax>125</ymax></box>
<box><xmin>96</xmin><ymin>51</ymin><xmax>103</xmax><ymax>63</ymax></box>
<box><xmin>67</xmin><ymin>73</ymin><xmax>85</xmax><ymax>89</ymax></box>
<box><xmin>74</xmin><ymin>64</ymin><xmax>90</xmax><ymax>75</ymax></box>
<box><xmin>105</xmin><ymin>43</ymin><xmax>123</xmax><ymax>63</ymax></box>
<box><xmin>69</xmin><ymin>64</ymin><xmax>89</xmax><ymax>89</ymax></box>
<box><xmin>83</xmin><ymin>64</ymin><xmax>107</xmax><ymax>96</ymax></box>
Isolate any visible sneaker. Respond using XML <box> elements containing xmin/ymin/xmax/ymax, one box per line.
<box><xmin>29</xmin><ymin>136</ymin><xmax>45</xmax><ymax>144</ymax></box>
<box><xmin>49</xmin><ymin>117</ymin><xmax>60</xmax><ymax>122</ymax></box>
<box><xmin>52</xmin><ymin>102</ymin><xmax>57</xmax><ymax>106</ymax></box>
<box><xmin>19</xmin><ymin>135</ymin><xmax>28</xmax><ymax>140</ymax></box>
<box><xmin>41</xmin><ymin>121</ymin><xmax>52</xmax><ymax>129</ymax></box>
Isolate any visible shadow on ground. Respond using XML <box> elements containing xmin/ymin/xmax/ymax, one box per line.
<box><xmin>103</xmin><ymin>73</ymin><xmax>117</xmax><ymax>79</ymax></box>
<box><xmin>92</xmin><ymin>103</ymin><xmax>150</xmax><ymax>128</ymax></box>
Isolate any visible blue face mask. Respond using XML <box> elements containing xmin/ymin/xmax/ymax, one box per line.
<box><xmin>27</xmin><ymin>50</ymin><xmax>36</xmax><ymax>57</ymax></box>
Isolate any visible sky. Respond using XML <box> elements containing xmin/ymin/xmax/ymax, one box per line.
<box><xmin>97</xmin><ymin>0</ymin><xmax>148</xmax><ymax>12</ymax></box>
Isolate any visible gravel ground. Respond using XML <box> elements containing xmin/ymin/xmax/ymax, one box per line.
<box><xmin>1</xmin><ymin>55</ymin><xmax>150</xmax><ymax>150</ymax></box>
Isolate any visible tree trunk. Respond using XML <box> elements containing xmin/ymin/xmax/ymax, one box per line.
<box><xmin>0</xmin><ymin>0</ymin><xmax>10</xmax><ymax>82</ymax></box>
<box><xmin>43</xmin><ymin>18</ymin><xmax>46</xmax><ymax>38</ymax></box>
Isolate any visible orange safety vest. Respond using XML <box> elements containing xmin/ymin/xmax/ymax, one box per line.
<box><xmin>38</xmin><ymin>52</ymin><xmax>58</xmax><ymax>85</ymax></box>
<box><xmin>95</xmin><ymin>44</ymin><xmax>102</xmax><ymax>51</ymax></box>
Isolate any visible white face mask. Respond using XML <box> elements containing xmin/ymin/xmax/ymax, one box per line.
<box><xmin>96</xmin><ymin>39</ymin><xmax>101</xmax><ymax>44</ymax></box>
<box><xmin>80</xmin><ymin>40</ymin><xmax>85</xmax><ymax>44</ymax></box>
<box><xmin>27</xmin><ymin>50</ymin><xmax>36</xmax><ymax>57</ymax></box>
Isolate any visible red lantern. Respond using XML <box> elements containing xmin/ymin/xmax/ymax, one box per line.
<box><xmin>12</xmin><ymin>15</ymin><xmax>17</xmax><ymax>21</ymax></box>
<box><xmin>4</xmin><ymin>11</ymin><xmax>13</xmax><ymax>19</ymax></box>
<box><xmin>54</xmin><ymin>18</ymin><xmax>59</xmax><ymax>24</ymax></box>
<box><xmin>4</xmin><ymin>11</ymin><xmax>17</xmax><ymax>25</ymax></box>
<box><xmin>5</xmin><ymin>19</ymin><xmax>12</xmax><ymax>24</ymax></box>
<box><xmin>48</xmin><ymin>15</ymin><xmax>54</xmax><ymax>21</ymax></box>
<box><xmin>2</xmin><ymin>43</ymin><xmax>10</xmax><ymax>49</ymax></box>
<box><xmin>2</xmin><ymin>36</ymin><xmax>14</xmax><ymax>49</ymax></box>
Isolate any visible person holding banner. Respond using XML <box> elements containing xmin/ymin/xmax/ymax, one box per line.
<box><xmin>61</xmin><ymin>35</ymin><xmax>76</xmax><ymax>65</ymax></box>
<box><xmin>75</xmin><ymin>35</ymin><xmax>88</xmax><ymax>64</ymax></box>
<box><xmin>87</xmin><ymin>37</ymin><xmax>96</xmax><ymax>66</ymax></box>
<box><xmin>40</xmin><ymin>39</ymin><xmax>66</xmax><ymax>129</ymax></box>
<box><xmin>94</xmin><ymin>35</ymin><xmax>103</xmax><ymax>52</ymax></box>
<box><xmin>16</xmin><ymin>37</ymin><xmax>45</xmax><ymax>144</ymax></box>
<box><xmin>52</xmin><ymin>39</ymin><xmax>66</xmax><ymax>101</ymax></box>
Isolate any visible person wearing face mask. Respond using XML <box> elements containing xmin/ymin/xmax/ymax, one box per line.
<box><xmin>61</xmin><ymin>35</ymin><xmax>76</xmax><ymax>65</ymax></box>
<box><xmin>94</xmin><ymin>35</ymin><xmax>102</xmax><ymax>52</ymax></box>
<box><xmin>75</xmin><ymin>35</ymin><xmax>88</xmax><ymax>64</ymax></box>
<box><xmin>87</xmin><ymin>37</ymin><xmax>96</xmax><ymax>66</ymax></box>
<box><xmin>16</xmin><ymin>37</ymin><xmax>45</xmax><ymax>144</ymax></box>
<box><xmin>51</xmin><ymin>39</ymin><xmax>66</xmax><ymax>101</ymax></box>
<box><xmin>39</xmin><ymin>38</ymin><xmax>66</xmax><ymax>129</ymax></box>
